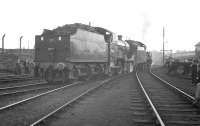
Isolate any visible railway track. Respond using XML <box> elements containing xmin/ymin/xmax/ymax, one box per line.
<box><xmin>0</xmin><ymin>75</ymin><xmax>123</xmax><ymax>126</ymax></box>
<box><xmin>0</xmin><ymin>81</ymin><xmax>57</xmax><ymax>96</ymax></box>
<box><xmin>0</xmin><ymin>79</ymin><xmax>45</xmax><ymax>87</ymax></box>
<box><xmin>29</xmin><ymin>74</ymin><xmax>130</xmax><ymax>126</ymax></box>
<box><xmin>0</xmin><ymin>72</ymin><xmax>14</xmax><ymax>76</ymax></box>
<box><xmin>0</xmin><ymin>80</ymin><xmax>75</xmax><ymax>109</ymax></box>
<box><xmin>134</xmin><ymin>71</ymin><xmax>200</xmax><ymax>126</ymax></box>
<box><xmin>30</xmin><ymin>78</ymin><xmax>111</xmax><ymax>126</ymax></box>
<box><xmin>0</xmin><ymin>81</ymin><xmax>82</xmax><ymax>111</ymax></box>
<box><xmin>0</xmin><ymin>74</ymin><xmax>34</xmax><ymax>82</ymax></box>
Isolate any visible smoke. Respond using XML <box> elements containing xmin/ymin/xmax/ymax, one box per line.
<box><xmin>141</xmin><ymin>13</ymin><xmax>151</xmax><ymax>42</ymax></box>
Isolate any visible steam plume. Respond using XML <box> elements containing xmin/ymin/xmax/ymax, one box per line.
<box><xmin>141</xmin><ymin>13</ymin><xmax>151</xmax><ymax>42</ymax></box>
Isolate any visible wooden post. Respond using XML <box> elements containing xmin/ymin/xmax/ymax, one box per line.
<box><xmin>2</xmin><ymin>34</ymin><xmax>5</xmax><ymax>53</ymax></box>
<box><xmin>163</xmin><ymin>27</ymin><xmax>165</xmax><ymax>65</ymax></box>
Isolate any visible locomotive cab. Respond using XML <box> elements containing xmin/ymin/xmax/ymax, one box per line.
<box><xmin>35</xmin><ymin>35</ymin><xmax>70</xmax><ymax>66</ymax></box>
<box><xmin>110</xmin><ymin>35</ymin><xmax>130</xmax><ymax>74</ymax></box>
<box><xmin>35</xmin><ymin>34</ymin><xmax>71</xmax><ymax>81</ymax></box>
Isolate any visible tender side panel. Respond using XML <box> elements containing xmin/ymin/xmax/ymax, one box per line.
<box><xmin>35</xmin><ymin>35</ymin><xmax>70</xmax><ymax>63</ymax></box>
<box><xmin>70</xmin><ymin>29</ymin><xmax>107</xmax><ymax>63</ymax></box>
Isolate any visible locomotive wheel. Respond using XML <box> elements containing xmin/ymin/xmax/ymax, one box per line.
<box><xmin>94</xmin><ymin>64</ymin><xmax>103</xmax><ymax>74</ymax></box>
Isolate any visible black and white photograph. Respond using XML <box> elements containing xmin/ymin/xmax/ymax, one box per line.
<box><xmin>0</xmin><ymin>0</ymin><xmax>200</xmax><ymax>125</ymax></box>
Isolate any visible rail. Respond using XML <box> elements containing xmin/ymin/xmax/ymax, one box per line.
<box><xmin>0</xmin><ymin>81</ymin><xmax>46</xmax><ymax>90</ymax></box>
<box><xmin>30</xmin><ymin>79</ymin><xmax>111</xmax><ymax>126</ymax></box>
<box><xmin>150</xmin><ymin>70</ymin><xmax>195</xmax><ymax>101</ymax></box>
<box><xmin>136</xmin><ymin>72</ymin><xmax>165</xmax><ymax>126</ymax></box>
<box><xmin>0</xmin><ymin>81</ymin><xmax>81</xmax><ymax>111</ymax></box>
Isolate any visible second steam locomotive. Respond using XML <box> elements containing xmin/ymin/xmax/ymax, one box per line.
<box><xmin>35</xmin><ymin>23</ymin><xmax>151</xmax><ymax>81</ymax></box>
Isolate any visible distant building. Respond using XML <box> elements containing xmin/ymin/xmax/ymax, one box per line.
<box><xmin>172</xmin><ymin>51</ymin><xmax>195</xmax><ymax>61</ymax></box>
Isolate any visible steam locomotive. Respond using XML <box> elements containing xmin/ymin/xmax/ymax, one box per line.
<box><xmin>35</xmin><ymin>23</ymin><xmax>151</xmax><ymax>81</ymax></box>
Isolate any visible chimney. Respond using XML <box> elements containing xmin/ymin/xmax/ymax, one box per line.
<box><xmin>118</xmin><ymin>35</ymin><xmax>122</xmax><ymax>41</ymax></box>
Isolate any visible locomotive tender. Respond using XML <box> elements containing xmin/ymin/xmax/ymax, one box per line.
<box><xmin>35</xmin><ymin>23</ymin><xmax>149</xmax><ymax>81</ymax></box>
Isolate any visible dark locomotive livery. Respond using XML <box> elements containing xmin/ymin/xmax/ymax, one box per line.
<box><xmin>35</xmin><ymin>23</ymin><xmax>151</xmax><ymax>81</ymax></box>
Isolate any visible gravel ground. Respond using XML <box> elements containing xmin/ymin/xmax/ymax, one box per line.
<box><xmin>0</xmin><ymin>79</ymin><xmax>106</xmax><ymax>126</ymax></box>
<box><xmin>152</xmin><ymin>67</ymin><xmax>195</xmax><ymax>96</ymax></box>
<box><xmin>39</xmin><ymin>73</ymin><xmax>144</xmax><ymax>126</ymax></box>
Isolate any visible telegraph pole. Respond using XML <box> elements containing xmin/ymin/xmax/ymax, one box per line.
<box><xmin>28</xmin><ymin>40</ymin><xmax>29</xmax><ymax>49</ymax></box>
<box><xmin>2</xmin><ymin>34</ymin><xmax>5</xmax><ymax>53</ymax></box>
<box><xmin>163</xmin><ymin>27</ymin><xmax>165</xmax><ymax>65</ymax></box>
<box><xmin>107</xmin><ymin>34</ymin><xmax>111</xmax><ymax>68</ymax></box>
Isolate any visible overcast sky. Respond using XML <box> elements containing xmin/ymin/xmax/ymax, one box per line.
<box><xmin>0</xmin><ymin>0</ymin><xmax>200</xmax><ymax>52</ymax></box>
